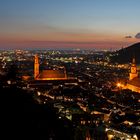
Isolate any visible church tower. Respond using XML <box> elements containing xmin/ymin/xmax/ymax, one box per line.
<box><xmin>64</xmin><ymin>66</ymin><xmax>67</xmax><ymax>79</ymax></box>
<box><xmin>34</xmin><ymin>54</ymin><xmax>39</xmax><ymax>79</ymax></box>
<box><xmin>129</xmin><ymin>57</ymin><xmax>138</xmax><ymax>80</ymax></box>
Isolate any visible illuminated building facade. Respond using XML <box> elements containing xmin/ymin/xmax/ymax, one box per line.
<box><xmin>28</xmin><ymin>55</ymin><xmax>78</xmax><ymax>88</ymax></box>
<box><xmin>126</xmin><ymin>57</ymin><xmax>140</xmax><ymax>93</ymax></box>
<box><xmin>34</xmin><ymin>54</ymin><xmax>67</xmax><ymax>80</ymax></box>
<box><xmin>129</xmin><ymin>58</ymin><xmax>138</xmax><ymax>80</ymax></box>
<box><xmin>34</xmin><ymin>54</ymin><xmax>39</xmax><ymax>79</ymax></box>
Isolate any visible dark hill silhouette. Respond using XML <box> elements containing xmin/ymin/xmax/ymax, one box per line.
<box><xmin>110</xmin><ymin>42</ymin><xmax>140</xmax><ymax>64</ymax></box>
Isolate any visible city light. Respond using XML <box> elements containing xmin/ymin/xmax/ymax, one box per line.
<box><xmin>0</xmin><ymin>49</ymin><xmax>139</xmax><ymax>140</ymax></box>
<box><xmin>117</xmin><ymin>83</ymin><xmax>121</xmax><ymax>87</ymax></box>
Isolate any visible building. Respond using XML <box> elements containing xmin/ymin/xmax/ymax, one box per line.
<box><xmin>28</xmin><ymin>55</ymin><xmax>78</xmax><ymax>88</ymax></box>
<box><xmin>129</xmin><ymin>58</ymin><xmax>138</xmax><ymax>80</ymax></box>
<box><xmin>126</xmin><ymin>57</ymin><xmax>140</xmax><ymax>93</ymax></box>
<box><xmin>34</xmin><ymin>54</ymin><xmax>67</xmax><ymax>80</ymax></box>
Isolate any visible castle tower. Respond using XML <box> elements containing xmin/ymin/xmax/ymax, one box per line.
<box><xmin>129</xmin><ymin>57</ymin><xmax>138</xmax><ymax>80</ymax></box>
<box><xmin>34</xmin><ymin>54</ymin><xmax>39</xmax><ymax>79</ymax></box>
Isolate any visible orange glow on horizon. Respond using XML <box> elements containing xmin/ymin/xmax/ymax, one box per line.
<box><xmin>0</xmin><ymin>30</ymin><xmax>138</xmax><ymax>49</ymax></box>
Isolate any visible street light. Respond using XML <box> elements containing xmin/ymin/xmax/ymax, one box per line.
<box><xmin>117</xmin><ymin>83</ymin><xmax>121</xmax><ymax>88</ymax></box>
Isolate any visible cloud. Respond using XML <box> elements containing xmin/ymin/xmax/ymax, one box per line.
<box><xmin>135</xmin><ymin>33</ymin><xmax>140</xmax><ymax>39</ymax></box>
<box><xmin>125</xmin><ymin>35</ymin><xmax>132</xmax><ymax>39</ymax></box>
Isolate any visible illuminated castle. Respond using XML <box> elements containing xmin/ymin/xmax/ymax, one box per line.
<box><xmin>126</xmin><ymin>57</ymin><xmax>140</xmax><ymax>93</ymax></box>
<box><xmin>34</xmin><ymin>54</ymin><xmax>67</xmax><ymax>80</ymax></box>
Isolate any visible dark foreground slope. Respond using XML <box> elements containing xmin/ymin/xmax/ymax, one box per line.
<box><xmin>0</xmin><ymin>85</ymin><xmax>73</xmax><ymax>140</ymax></box>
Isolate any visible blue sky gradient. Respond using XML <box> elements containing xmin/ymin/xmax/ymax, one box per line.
<box><xmin>0</xmin><ymin>0</ymin><xmax>140</xmax><ymax>49</ymax></box>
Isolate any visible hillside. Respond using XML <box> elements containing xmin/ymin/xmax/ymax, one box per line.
<box><xmin>110</xmin><ymin>42</ymin><xmax>140</xmax><ymax>64</ymax></box>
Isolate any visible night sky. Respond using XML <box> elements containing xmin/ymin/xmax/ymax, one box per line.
<box><xmin>0</xmin><ymin>0</ymin><xmax>140</xmax><ymax>49</ymax></box>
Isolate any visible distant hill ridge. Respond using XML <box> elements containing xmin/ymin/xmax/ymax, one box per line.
<box><xmin>110</xmin><ymin>42</ymin><xmax>140</xmax><ymax>64</ymax></box>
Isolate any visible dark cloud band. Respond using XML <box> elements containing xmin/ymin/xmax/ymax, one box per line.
<box><xmin>135</xmin><ymin>33</ymin><xmax>140</xmax><ymax>39</ymax></box>
<box><xmin>125</xmin><ymin>35</ymin><xmax>132</xmax><ymax>39</ymax></box>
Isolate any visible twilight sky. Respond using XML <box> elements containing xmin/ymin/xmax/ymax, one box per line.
<box><xmin>0</xmin><ymin>0</ymin><xmax>140</xmax><ymax>49</ymax></box>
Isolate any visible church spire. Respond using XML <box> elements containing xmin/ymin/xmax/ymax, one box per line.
<box><xmin>34</xmin><ymin>54</ymin><xmax>39</xmax><ymax>79</ymax></box>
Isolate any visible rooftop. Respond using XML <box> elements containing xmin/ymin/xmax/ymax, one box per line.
<box><xmin>37</xmin><ymin>70</ymin><xmax>67</xmax><ymax>80</ymax></box>
<box><xmin>127</xmin><ymin>77</ymin><xmax>140</xmax><ymax>87</ymax></box>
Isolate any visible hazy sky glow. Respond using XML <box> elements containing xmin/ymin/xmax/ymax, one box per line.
<box><xmin>1</xmin><ymin>0</ymin><xmax>140</xmax><ymax>49</ymax></box>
